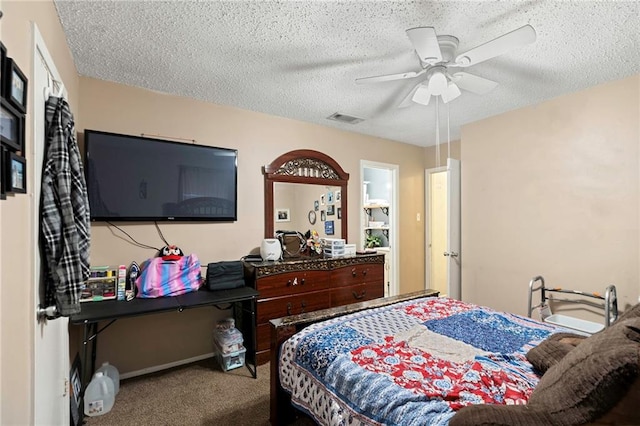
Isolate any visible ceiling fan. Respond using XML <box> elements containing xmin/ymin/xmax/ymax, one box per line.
<box><xmin>356</xmin><ymin>25</ymin><xmax>536</xmax><ymax>106</ymax></box>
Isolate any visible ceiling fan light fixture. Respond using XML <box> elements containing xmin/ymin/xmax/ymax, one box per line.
<box><xmin>412</xmin><ymin>85</ymin><xmax>431</xmax><ymax>105</ymax></box>
<box><xmin>441</xmin><ymin>83</ymin><xmax>462</xmax><ymax>103</ymax></box>
<box><xmin>427</xmin><ymin>69</ymin><xmax>448</xmax><ymax>95</ymax></box>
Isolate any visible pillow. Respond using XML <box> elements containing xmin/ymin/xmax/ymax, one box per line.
<box><xmin>527</xmin><ymin>318</ymin><xmax>640</xmax><ymax>424</ymax></box>
<box><xmin>616</xmin><ymin>302</ymin><xmax>640</xmax><ymax>323</ymax></box>
<box><xmin>525</xmin><ymin>332</ymin><xmax>586</xmax><ymax>374</ymax></box>
<box><xmin>450</xmin><ymin>318</ymin><xmax>640</xmax><ymax>426</ymax></box>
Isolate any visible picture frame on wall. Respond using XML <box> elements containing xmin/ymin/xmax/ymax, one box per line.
<box><xmin>327</xmin><ymin>205</ymin><xmax>335</xmax><ymax>216</ymax></box>
<box><xmin>0</xmin><ymin>99</ymin><xmax>24</xmax><ymax>152</ymax></box>
<box><xmin>0</xmin><ymin>147</ymin><xmax>6</xmax><ymax>200</ymax></box>
<box><xmin>6</xmin><ymin>152</ymin><xmax>26</xmax><ymax>194</ymax></box>
<box><xmin>5</xmin><ymin>58</ymin><xmax>28</xmax><ymax>114</ymax></box>
<box><xmin>325</xmin><ymin>220</ymin><xmax>335</xmax><ymax>235</ymax></box>
<box><xmin>275</xmin><ymin>208</ymin><xmax>290</xmax><ymax>222</ymax></box>
<box><xmin>0</xmin><ymin>42</ymin><xmax>6</xmax><ymax>99</ymax></box>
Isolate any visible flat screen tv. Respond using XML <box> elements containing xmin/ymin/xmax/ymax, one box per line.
<box><xmin>84</xmin><ymin>130</ymin><xmax>238</xmax><ymax>222</ymax></box>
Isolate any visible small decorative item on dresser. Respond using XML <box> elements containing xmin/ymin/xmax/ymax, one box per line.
<box><xmin>0</xmin><ymin>99</ymin><xmax>24</xmax><ymax>152</ymax></box>
<box><xmin>4</xmin><ymin>58</ymin><xmax>28</xmax><ymax>113</ymax></box>
<box><xmin>5</xmin><ymin>151</ymin><xmax>26</xmax><ymax>194</ymax></box>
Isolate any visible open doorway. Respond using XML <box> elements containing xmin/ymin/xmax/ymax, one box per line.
<box><xmin>360</xmin><ymin>161</ymin><xmax>399</xmax><ymax>297</ymax></box>
<box><xmin>425</xmin><ymin>159</ymin><xmax>461</xmax><ymax>299</ymax></box>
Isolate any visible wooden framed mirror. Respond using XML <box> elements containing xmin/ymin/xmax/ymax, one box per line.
<box><xmin>264</xmin><ymin>149</ymin><xmax>349</xmax><ymax>242</ymax></box>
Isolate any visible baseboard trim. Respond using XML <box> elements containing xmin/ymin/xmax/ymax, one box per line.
<box><xmin>120</xmin><ymin>352</ymin><xmax>214</xmax><ymax>380</ymax></box>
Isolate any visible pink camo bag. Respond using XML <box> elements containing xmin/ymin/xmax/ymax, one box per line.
<box><xmin>135</xmin><ymin>254</ymin><xmax>202</xmax><ymax>298</ymax></box>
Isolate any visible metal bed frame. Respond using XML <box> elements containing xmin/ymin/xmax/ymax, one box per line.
<box><xmin>527</xmin><ymin>275</ymin><xmax>618</xmax><ymax>335</ymax></box>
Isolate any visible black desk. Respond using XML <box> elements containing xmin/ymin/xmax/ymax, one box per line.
<box><xmin>70</xmin><ymin>286</ymin><xmax>259</xmax><ymax>389</ymax></box>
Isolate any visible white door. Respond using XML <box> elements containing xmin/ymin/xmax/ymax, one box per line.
<box><xmin>32</xmin><ymin>24</ymin><xmax>70</xmax><ymax>425</ymax></box>
<box><xmin>425</xmin><ymin>158</ymin><xmax>461</xmax><ymax>299</ymax></box>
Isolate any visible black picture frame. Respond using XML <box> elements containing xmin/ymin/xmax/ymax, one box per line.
<box><xmin>5</xmin><ymin>58</ymin><xmax>28</xmax><ymax>113</ymax></box>
<box><xmin>325</xmin><ymin>220</ymin><xmax>335</xmax><ymax>235</ymax></box>
<box><xmin>0</xmin><ymin>147</ymin><xmax>6</xmax><ymax>200</ymax></box>
<box><xmin>69</xmin><ymin>354</ymin><xmax>82</xmax><ymax>426</ymax></box>
<box><xmin>0</xmin><ymin>98</ymin><xmax>24</xmax><ymax>152</ymax></box>
<box><xmin>0</xmin><ymin>42</ymin><xmax>6</xmax><ymax>99</ymax></box>
<box><xmin>6</xmin><ymin>152</ymin><xmax>26</xmax><ymax>194</ymax></box>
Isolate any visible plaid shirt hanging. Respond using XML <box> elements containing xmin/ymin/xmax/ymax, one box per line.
<box><xmin>42</xmin><ymin>96</ymin><xmax>91</xmax><ymax>316</ymax></box>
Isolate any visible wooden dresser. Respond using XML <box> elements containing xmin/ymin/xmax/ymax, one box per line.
<box><xmin>244</xmin><ymin>253</ymin><xmax>385</xmax><ymax>364</ymax></box>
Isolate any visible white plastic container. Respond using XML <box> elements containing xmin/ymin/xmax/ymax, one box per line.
<box><xmin>84</xmin><ymin>372</ymin><xmax>115</xmax><ymax>416</ymax></box>
<box><xmin>95</xmin><ymin>362</ymin><xmax>120</xmax><ymax>395</ymax></box>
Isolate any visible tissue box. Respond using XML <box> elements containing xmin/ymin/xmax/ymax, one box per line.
<box><xmin>344</xmin><ymin>244</ymin><xmax>356</xmax><ymax>256</ymax></box>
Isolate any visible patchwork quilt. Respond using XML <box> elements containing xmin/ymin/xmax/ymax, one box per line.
<box><xmin>279</xmin><ymin>297</ymin><xmax>558</xmax><ymax>425</ymax></box>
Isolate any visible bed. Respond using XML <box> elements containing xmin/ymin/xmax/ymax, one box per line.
<box><xmin>270</xmin><ymin>290</ymin><xmax>640</xmax><ymax>426</ymax></box>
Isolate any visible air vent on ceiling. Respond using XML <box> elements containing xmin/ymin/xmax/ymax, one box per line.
<box><xmin>327</xmin><ymin>112</ymin><xmax>364</xmax><ymax>125</ymax></box>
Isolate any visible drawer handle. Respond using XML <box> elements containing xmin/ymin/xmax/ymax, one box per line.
<box><xmin>353</xmin><ymin>290</ymin><xmax>366</xmax><ymax>300</ymax></box>
<box><xmin>288</xmin><ymin>277</ymin><xmax>299</xmax><ymax>286</ymax></box>
<box><xmin>362</xmin><ymin>270</ymin><xmax>367</xmax><ymax>276</ymax></box>
<box><xmin>287</xmin><ymin>302</ymin><xmax>292</xmax><ymax>315</ymax></box>
<box><xmin>351</xmin><ymin>268</ymin><xmax>357</xmax><ymax>277</ymax></box>
<box><xmin>300</xmin><ymin>301</ymin><xmax>306</xmax><ymax>313</ymax></box>
<box><xmin>300</xmin><ymin>278</ymin><xmax>305</xmax><ymax>285</ymax></box>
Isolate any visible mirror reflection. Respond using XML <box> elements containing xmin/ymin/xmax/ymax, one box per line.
<box><xmin>274</xmin><ymin>182</ymin><xmax>343</xmax><ymax>239</ymax></box>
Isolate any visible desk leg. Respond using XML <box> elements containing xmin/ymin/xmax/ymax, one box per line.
<box><xmin>236</xmin><ymin>299</ymin><xmax>257</xmax><ymax>379</ymax></box>
<box><xmin>90</xmin><ymin>322</ymin><xmax>98</xmax><ymax>377</ymax></box>
<box><xmin>81</xmin><ymin>321</ymin><xmax>90</xmax><ymax>390</ymax></box>
<box><xmin>243</xmin><ymin>298</ymin><xmax>257</xmax><ymax>379</ymax></box>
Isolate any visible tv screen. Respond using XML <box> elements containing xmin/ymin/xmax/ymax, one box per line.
<box><xmin>84</xmin><ymin>130</ymin><xmax>238</xmax><ymax>222</ymax></box>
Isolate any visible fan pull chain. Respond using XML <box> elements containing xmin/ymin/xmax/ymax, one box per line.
<box><xmin>447</xmin><ymin>102</ymin><xmax>451</xmax><ymax>160</ymax></box>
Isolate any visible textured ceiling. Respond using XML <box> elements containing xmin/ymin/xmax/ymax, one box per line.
<box><xmin>53</xmin><ymin>1</ymin><xmax>639</xmax><ymax>147</ymax></box>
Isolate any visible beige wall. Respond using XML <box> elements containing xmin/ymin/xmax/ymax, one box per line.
<box><xmin>75</xmin><ymin>77</ymin><xmax>427</xmax><ymax>373</ymax></box>
<box><xmin>3</xmin><ymin>0</ymin><xmax>638</xmax><ymax>422</ymax></box>
<box><xmin>461</xmin><ymin>75</ymin><xmax>640</xmax><ymax>320</ymax></box>
<box><xmin>1</xmin><ymin>1</ymin><xmax>80</xmax><ymax>424</ymax></box>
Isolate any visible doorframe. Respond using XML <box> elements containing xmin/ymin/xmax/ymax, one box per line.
<box><xmin>32</xmin><ymin>23</ymin><xmax>70</xmax><ymax>425</ymax></box>
<box><xmin>424</xmin><ymin>165</ymin><xmax>447</xmax><ymax>291</ymax></box>
<box><xmin>360</xmin><ymin>160</ymin><xmax>399</xmax><ymax>296</ymax></box>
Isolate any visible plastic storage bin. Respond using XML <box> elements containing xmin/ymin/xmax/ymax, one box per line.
<box><xmin>84</xmin><ymin>372</ymin><xmax>115</xmax><ymax>416</ymax></box>
<box><xmin>214</xmin><ymin>340</ymin><xmax>246</xmax><ymax>371</ymax></box>
<box><xmin>214</xmin><ymin>326</ymin><xmax>244</xmax><ymax>354</ymax></box>
<box><xmin>95</xmin><ymin>362</ymin><xmax>120</xmax><ymax>395</ymax></box>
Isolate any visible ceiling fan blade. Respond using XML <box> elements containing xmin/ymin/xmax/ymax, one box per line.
<box><xmin>356</xmin><ymin>69</ymin><xmax>425</xmax><ymax>84</ymax></box>
<box><xmin>451</xmin><ymin>72</ymin><xmax>499</xmax><ymax>94</ymax></box>
<box><xmin>406</xmin><ymin>27</ymin><xmax>442</xmax><ymax>64</ymax></box>
<box><xmin>454</xmin><ymin>24</ymin><xmax>536</xmax><ymax>67</ymax></box>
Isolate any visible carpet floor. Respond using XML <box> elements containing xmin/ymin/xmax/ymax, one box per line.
<box><xmin>83</xmin><ymin>358</ymin><xmax>311</xmax><ymax>426</ymax></box>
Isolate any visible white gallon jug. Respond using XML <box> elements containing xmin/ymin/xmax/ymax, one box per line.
<box><xmin>95</xmin><ymin>362</ymin><xmax>120</xmax><ymax>394</ymax></box>
<box><xmin>84</xmin><ymin>372</ymin><xmax>115</xmax><ymax>416</ymax></box>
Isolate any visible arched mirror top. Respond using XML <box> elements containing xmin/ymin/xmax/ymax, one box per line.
<box><xmin>264</xmin><ymin>150</ymin><xmax>349</xmax><ymax>242</ymax></box>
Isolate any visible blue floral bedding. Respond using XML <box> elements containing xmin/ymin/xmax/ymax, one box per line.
<box><xmin>278</xmin><ymin>297</ymin><xmax>558</xmax><ymax>425</ymax></box>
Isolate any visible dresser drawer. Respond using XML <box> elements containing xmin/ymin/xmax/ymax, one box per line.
<box><xmin>255</xmin><ymin>270</ymin><xmax>330</xmax><ymax>299</ymax></box>
<box><xmin>331</xmin><ymin>282</ymin><xmax>384</xmax><ymax>307</ymax></box>
<box><xmin>331</xmin><ymin>263</ymin><xmax>383</xmax><ymax>287</ymax></box>
<box><xmin>257</xmin><ymin>291</ymin><xmax>331</xmax><ymax>324</ymax></box>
